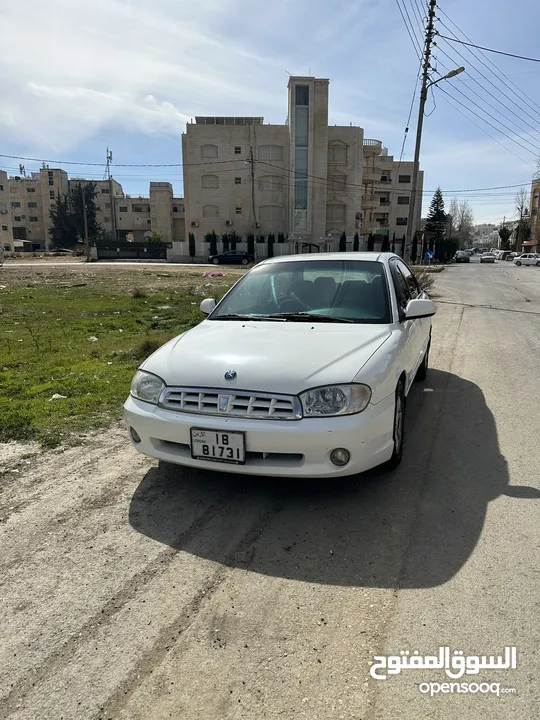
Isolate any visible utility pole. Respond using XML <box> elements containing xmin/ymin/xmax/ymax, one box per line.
<box><xmin>406</xmin><ymin>0</ymin><xmax>437</xmax><ymax>256</ymax></box>
<box><xmin>106</xmin><ymin>148</ymin><xmax>117</xmax><ymax>242</ymax></box>
<box><xmin>81</xmin><ymin>184</ymin><xmax>89</xmax><ymax>262</ymax></box>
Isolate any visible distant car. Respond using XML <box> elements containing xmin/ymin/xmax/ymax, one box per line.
<box><xmin>480</xmin><ymin>252</ymin><xmax>496</xmax><ymax>263</ymax></box>
<box><xmin>208</xmin><ymin>250</ymin><xmax>255</xmax><ymax>265</ymax></box>
<box><xmin>498</xmin><ymin>250</ymin><xmax>512</xmax><ymax>261</ymax></box>
<box><xmin>513</xmin><ymin>253</ymin><xmax>540</xmax><ymax>267</ymax></box>
<box><xmin>454</xmin><ymin>251</ymin><xmax>470</xmax><ymax>263</ymax></box>
<box><xmin>465</xmin><ymin>249</ymin><xmax>474</xmax><ymax>256</ymax></box>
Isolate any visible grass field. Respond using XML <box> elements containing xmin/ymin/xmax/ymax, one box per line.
<box><xmin>0</xmin><ymin>266</ymin><xmax>241</xmax><ymax>447</ymax></box>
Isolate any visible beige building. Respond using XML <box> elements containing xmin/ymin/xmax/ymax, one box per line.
<box><xmin>531</xmin><ymin>178</ymin><xmax>540</xmax><ymax>246</ymax></box>
<box><xmin>0</xmin><ymin>170</ymin><xmax>11</xmax><ymax>250</ymax></box>
<box><xmin>181</xmin><ymin>75</ymin><xmax>423</xmax><ymax>250</ymax></box>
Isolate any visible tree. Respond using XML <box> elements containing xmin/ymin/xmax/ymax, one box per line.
<box><xmin>149</xmin><ymin>231</ymin><xmax>163</xmax><ymax>242</ymax></box>
<box><xmin>391</xmin><ymin>233</ymin><xmax>396</xmax><ymax>254</ymax></box>
<box><xmin>339</xmin><ymin>231</ymin><xmax>347</xmax><ymax>252</ymax></box>
<box><xmin>367</xmin><ymin>233</ymin><xmax>374</xmax><ymax>251</ymax></box>
<box><xmin>256</xmin><ymin>234</ymin><xmax>265</xmax><ymax>244</ymax></box>
<box><xmin>209</xmin><ymin>231</ymin><xmax>218</xmax><ymax>255</ymax></box>
<box><xmin>448</xmin><ymin>197</ymin><xmax>459</xmax><ymax>238</ymax></box>
<box><xmin>381</xmin><ymin>234</ymin><xmax>390</xmax><ymax>252</ymax></box>
<box><xmin>498</xmin><ymin>224</ymin><xmax>512</xmax><ymax>250</ymax></box>
<box><xmin>425</xmin><ymin>187</ymin><xmax>447</xmax><ymax>258</ymax></box>
<box><xmin>353</xmin><ymin>232</ymin><xmax>359</xmax><ymax>251</ymax></box>
<box><xmin>188</xmin><ymin>232</ymin><xmax>196</xmax><ymax>261</ymax></box>
<box><xmin>230</xmin><ymin>232</ymin><xmax>238</xmax><ymax>251</ymax></box>
<box><xmin>247</xmin><ymin>233</ymin><xmax>255</xmax><ymax>254</ymax></box>
<box><xmin>400</xmin><ymin>235</ymin><xmax>406</xmax><ymax>259</ymax></box>
<box><xmin>49</xmin><ymin>192</ymin><xmax>76</xmax><ymax>249</ymax></box>
<box><xmin>267</xmin><ymin>233</ymin><xmax>275</xmax><ymax>258</ymax></box>
<box><xmin>455</xmin><ymin>201</ymin><xmax>474</xmax><ymax>247</ymax></box>
<box><xmin>49</xmin><ymin>182</ymin><xmax>102</xmax><ymax>249</ymax></box>
<box><xmin>222</xmin><ymin>233</ymin><xmax>230</xmax><ymax>252</ymax></box>
<box><xmin>277</xmin><ymin>232</ymin><xmax>285</xmax><ymax>244</ymax></box>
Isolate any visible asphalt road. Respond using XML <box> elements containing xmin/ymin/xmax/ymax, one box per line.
<box><xmin>1</xmin><ymin>261</ymin><xmax>539</xmax><ymax>719</ymax></box>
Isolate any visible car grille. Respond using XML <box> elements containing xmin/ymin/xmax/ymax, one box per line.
<box><xmin>159</xmin><ymin>387</ymin><xmax>302</xmax><ymax>420</ymax></box>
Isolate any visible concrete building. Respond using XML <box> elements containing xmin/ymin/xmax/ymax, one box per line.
<box><xmin>0</xmin><ymin>171</ymin><xmax>11</xmax><ymax>250</ymax></box>
<box><xmin>531</xmin><ymin>178</ymin><xmax>540</xmax><ymax>245</ymax></box>
<box><xmin>181</xmin><ymin>75</ymin><xmax>423</xmax><ymax>250</ymax></box>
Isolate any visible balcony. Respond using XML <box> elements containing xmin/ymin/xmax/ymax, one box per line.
<box><xmin>363</xmin><ymin>169</ymin><xmax>381</xmax><ymax>183</ymax></box>
<box><xmin>363</xmin><ymin>139</ymin><xmax>383</xmax><ymax>156</ymax></box>
<box><xmin>362</xmin><ymin>195</ymin><xmax>378</xmax><ymax>209</ymax></box>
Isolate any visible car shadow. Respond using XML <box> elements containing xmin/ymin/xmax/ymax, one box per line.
<box><xmin>128</xmin><ymin>369</ymin><xmax>539</xmax><ymax>589</ymax></box>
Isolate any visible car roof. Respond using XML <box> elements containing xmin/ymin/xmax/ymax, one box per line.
<box><xmin>258</xmin><ymin>251</ymin><xmax>396</xmax><ymax>266</ymax></box>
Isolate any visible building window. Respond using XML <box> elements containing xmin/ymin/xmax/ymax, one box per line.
<box><xmin>259</xmin><ymin>205</ymin><xmax>283</xmax><ymax>222</ymax></box>
<box><xmin>14</xmin><ymin>216</ymin><xmax>21</xmax><ymax>222</ymax></box>
<box><xmin>234</xmin><ymin>177</ymin><xmax>242</xmax><ymax>184</ymax></box>
<box><xmin>11</xmin><ymin>202</ymin><xmax>21</xmax><ymax>208</ymax></box>
<box><xmin>201</xmin><ymin>174</ymin><xmax>219</xmax><ymax>189</ymax></box>
<box><xmin>173</xmin><ymin>206</ymin><xmax>178</xmax><ymax>213</ymax></box>
<box><xmin>30</xmin><ymin>216</ymin><xmax>38</xmax><ymax>222</ymax></box>
<box><xmin>397</xmin><ymin>196</ymin><xmax>410</xmax><ymax>204</ymax></box>
<box><xmin>258</xmin><ymin>145</ymin><xmax>284</xmax><ymax>161</ymax></box>
<box><xmin>101</xmin><ymin>188</ymin><xmax>110</xmax><ymax>194</ymax></box>
<box><xmin>202</xmin><ymin>204</ymin><xmax>219</xmax><ymax>218</ymax></box>
<box><xmin>295</xmin><ymin>85</ymin><xmax>309</xmax><ymax>106</ymax></box>
<box><xmin>103</xmin><ymin>216</ymin><xmax>110</xmax><ymax>222</ymax></box>
<box><xmin>398</xmin><ymin>175</ymin><xmax>411</xmax><ymax>183</ymax></box>
<box><xmin>381</xmin><ymin>175</ymin><xmax>390</xmax><ymax>182</ymax></box>
<box><xmin>326</xmin><ymin>204</ymin><xmax>346</xmax><ymax>223</ymax></box>
<box><xmin>132</xmin><ymin>205</ymin><xmax>143</xmax><ymax>212</ymax></box>
<box><xmin>104</xmin><ymin>202</ymin><xmax>111</xmax><ymax>209</ymax></box>
<box><xmin>0</xmin><ymin>184</ymin><xmax>3</xmax><ymax>191</ymax></box>
<box><xmin>2</xmin><ymin>225</ymin><xmax>8</xmax><ymax>231</ymax></box>
<box><xmin>49</xmin><ymin>190</ymin><xmax>55</xmax><ymax>199</ymax></box>
<box><xmin>48</xmin><ymin>171</ymin><xmax>53</xmax><ymax>178</ymax></box>
<box><xmin>26</xmin><ymin>187</ymin><xmax>36</xmax><ymax>193</ymax></box>
<box><xmin>28</xmin><ymin>202</ymin><xmax>37</xmax><ymax>208</ymax></box>
<box><xmin>235</xmin><ymin>207</ymin><xmax>242</xmax><ymax>214</ymax></box>
<box><xmin>234</xmin><ymin>146</ymin><xmax>242</xmax><ymax>155</ymax></box>
<box><xmin>396</xmin><ymin>217</ymin><xmax>408</xmax><ymax>226</ymax></box>
<box><xmin>329</xmin><ymin>173</ymin><xmax>347</xmax><ymax>192</ymax></box>
<box><xmin>328</xmin><ymin>144</ymin><xmax>348</xmax><ymax>163</ymax></box>
<box><xmin>147</xmin><ymin>219</ymin><xmax>151</xmax><ymax>224</ymax></box>
<box><xmin>258</xmin><ymin>175</ymin><xmax>284</xmax><ymax>192</ymax></box>
<box><xmin>201</xmin><ymin>144</ymin><xmax>218</xmax><ymax>159</ymax></box>
<box><xmin>48</xmin><ymin>179</ymin><xmax>54</xmax><ymax>186</ymax></box>
<box><xmin>119</xmin><ymin>206</ymin><xmax>128</xmax><ymax>213</ymax></box>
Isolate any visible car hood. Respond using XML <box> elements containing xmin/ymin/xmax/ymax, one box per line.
<box><xmin>142</xmin><ymin>320</ymin><xmax>393</xmax><ymax>395</ymax></box>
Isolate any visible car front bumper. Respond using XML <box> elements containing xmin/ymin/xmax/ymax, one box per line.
<box><xmin>124</xmin><ymin>394</ymin><xmax>396</xmax><ymax>478</ymax></box>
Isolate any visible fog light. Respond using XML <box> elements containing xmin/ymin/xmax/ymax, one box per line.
<box><xmin>330</xmin><ymin>448</ymin><xmax>350</xmax><ymax>466</ymax></box>
<box><xmin>130</xmin><ymin>427</ymin><xmax>141</xmax><ymax>443</ymax></box>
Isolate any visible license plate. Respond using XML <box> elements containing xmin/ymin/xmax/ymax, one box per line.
<box><xmin>190</xmin><ymin>428</ymin><xmax>246</xmax><ymax>465</ymax></box>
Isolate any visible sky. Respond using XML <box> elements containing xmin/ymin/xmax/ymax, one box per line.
<box><xmin>1</xmin><ymin>0</ymin><xmax>540</xmax><ymax>224</ymax></box>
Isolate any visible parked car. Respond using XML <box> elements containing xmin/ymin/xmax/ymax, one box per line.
<box><xmin>454</xmin><ymin>251</ymin><xmax>470</xmax><ymax>263</ymax></box>
<box><xmin>498</xmin><ymin>250</ymin><xmax>512</xmax><ymax>261</ymax></box>
<box><xmin>480</xmin><ymin>252</ymin><xmax>496</xmax><ymax>263</ymax></box>
<box><xmin>513</xmin><ymin>253</ymin><xmax>540</xmax><ymax>267</ymax></box>
<box><xmin>125</xmin><ymin>252</ymin><xmax>436</xmax><ymax>478</ymax></box>
<box><xmin>208</xmin><ymin>250</ymin><xmax>255</xmax><ymax>265</ymax></box>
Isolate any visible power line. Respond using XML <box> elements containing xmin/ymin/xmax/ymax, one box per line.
<box><xmin>394</xmin><ymin>0</ymin><xmax>422</xmax><ymax>60</ymax></box>
<box><xmin>0</xmin><ymin>153</ymin><xmax>244</xmax><ymax>168</ymax></box>
<box><xmin>438</xmin><ymin>35</ymin><xmax>540</xmax><ymax>64</ymax></box>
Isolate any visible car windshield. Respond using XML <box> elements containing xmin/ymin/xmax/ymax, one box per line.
<box><xmin>209</xmin><ymin>259</ymin><xmax>392</xmax><ymax>324</ymax></box>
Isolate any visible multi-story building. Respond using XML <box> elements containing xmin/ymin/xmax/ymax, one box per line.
<box><xmin>531</xmin><ymin>178</ymin><xmax>540</xmax><ymax>247</ymax></box>
<box><xmin>0</xmin><ymin>171</ymin><xmax>11</xmax><ymax>250</ymax></box>
<box><xmin>181</xmin><ymin>75</ymin><xmax>423</xmax><ymax>249</ymax></box>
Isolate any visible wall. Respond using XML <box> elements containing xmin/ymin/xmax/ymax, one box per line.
<box><xmin>0</xmin><ymin>171</ymin><xmax>10</xmax><ymax>249</ymax></box>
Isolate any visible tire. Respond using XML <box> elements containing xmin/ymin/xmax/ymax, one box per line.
<box><xmin>386</xmin><ymin>380</ymin><xmax>406</xmax><ymax>469</ymax></box>
<box><xmin>536</xmin><ymin>262</ymin><xmax>540</xmax><ymax>267</ymax></box>
<box><xmin>516</xmin><ymin>261</ymin><xmax>521</xmax><ymax>266</ymax></box>
<box><xmin>241</xmin><ymin>258</ymin><xmax>248</xmax><ymax>265</ymax></box>
<box><xmin>212</xmin><ymin>258</ymin><xmax>220</xmax><ymax>265</ymax></box>
<box><xmin>415</xmin><ymin>339</ymin><xmax>430</xmax><ymax>382</ymax></box>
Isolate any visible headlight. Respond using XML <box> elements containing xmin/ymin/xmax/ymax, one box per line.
<box><xmin>130</xmin><ymin>370</ymin><xmax>165</xmax><ymax>405</ymax></box>
<box><xmin>299</xmin><ymin>384</ymin><xmax>371</xmax><ymax>417</ymax></box>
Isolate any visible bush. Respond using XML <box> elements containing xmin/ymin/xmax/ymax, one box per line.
<box><xmin>132</xmin><ymin>335</ymin><xmax>171</xmax><ymax>361</ymax></box>
<box><xmin>412</xmin><ymin>268</ymin><xmax>436</xmax><ymax>293</ymax></box>
<box><xmin>131</xmin><ymin>287</ymin><xmax>147</xmax><ymax>299</ymax></box>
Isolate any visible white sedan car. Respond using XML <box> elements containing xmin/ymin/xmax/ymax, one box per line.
<box><xmin>480</xmin><ymin>252</ymin><xmax>496</xmax><ymax>263</ymax></box>
<box><xmin>513</xmin><ymin>253</ymin><xmax>540</xmax><ymax>267</ymax></box>
<box><xmin>124</xmin><ymin>253</ymin><xmax>436</xmax><ymax>478</ymax></box>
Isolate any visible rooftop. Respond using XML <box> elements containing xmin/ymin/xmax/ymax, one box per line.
<box><xmin>194</xmin><ymin>117</ymin><xmax>264</xmax><ymax>125</ymax></box>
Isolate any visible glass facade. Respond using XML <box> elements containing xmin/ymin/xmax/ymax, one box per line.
<box><xmin>293</xmin><ymin>85</ymin><xmax>309</xmax><ymax>231</ymax></box>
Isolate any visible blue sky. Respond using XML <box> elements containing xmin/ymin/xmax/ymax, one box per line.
<box><xmin>1</xmin><ymin>0</ymin><xmax>539</xmax><ymax>223</ymax></box>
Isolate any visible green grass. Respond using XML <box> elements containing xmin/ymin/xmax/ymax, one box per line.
<box><xmin>0</xmin><ymin>279</ymin><xmax>231</xmax><ymax>447</ymax></box>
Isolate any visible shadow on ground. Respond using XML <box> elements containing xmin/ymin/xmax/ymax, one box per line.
<box><xmin>129</xmin><ymin>369</ymin><xmax>538</xmax><ymax>589</ymax></box>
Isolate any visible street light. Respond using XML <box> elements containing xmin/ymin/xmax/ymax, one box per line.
<box><xmin>406</xmin><ymin>66</ymin><xmax>465</xmax><ymax>257</ymax></box>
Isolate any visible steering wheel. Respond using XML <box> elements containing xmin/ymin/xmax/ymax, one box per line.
<box><xmin>278</xmin><ymin>292</ymin><xmax>310</xmax><ymax>312</ymax></box>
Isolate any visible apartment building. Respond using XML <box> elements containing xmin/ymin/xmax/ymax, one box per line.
<box><xmin>181</xmin><ymin>75</ymin><xmax>423</xmax><ymax>248</ymax></box>
<box><xmin>3</xmin><ymin>171</ymin><xmax>186</xmax><ymax>249</ymax></box>
<box><xmin>531</xmin><ymin>178</ymin><xmax>540</xmax><ymax>244</ymax></box>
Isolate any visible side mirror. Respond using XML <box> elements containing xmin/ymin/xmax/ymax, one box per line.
<box><xmin>200</xmin><ymin>298</ymin><xmax>216</xmax><ymax>315</ymax></box>
<box><xmin>404</xmin><ymin>298</ymin><xmax>436</xmax><ymax>320</ymax></box>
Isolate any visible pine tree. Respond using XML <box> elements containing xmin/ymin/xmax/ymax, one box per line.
<box><xmin>425</xmin><ymin>187</ymin><xmax>447</xmax><ymax>259</ymax></box>
<box><xmin>353</xmin><ymin>232</ymin><xmax>359</xmax><ymax>251</ymax></box>
<box><xmin>339</xmin><ymin>231</ymin><xmax>347</xmax><ymax>252</ymax></box>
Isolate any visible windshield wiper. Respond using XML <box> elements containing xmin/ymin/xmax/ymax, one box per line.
<box><xmin>212</xmin><ymin>313</ymin><xmax>286</xmax><ymax>321</ymax></box>
<box><xmin>266</xmin><ymin>312</ymin><xmax>355</xmax><ymax>323</ymax></box>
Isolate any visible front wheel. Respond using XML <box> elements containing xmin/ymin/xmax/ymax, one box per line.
<box><xmin>212</xmin><ymin>258</ymin><xmax>220</xmax><ymax>265</ymax></box>
<box><xmin>241</xmin><ymin>258</ymin><xmax>248</xmax><ymax>265</ymax></box>
<box><xmin>536</xmin><ymin>262</ymin><xmax>540</xmax><ymax>267</ymax></box>
<box><xmin>516</xmin><ymin>261</ymin><xmax>522</xmax><ymax>266</ymax></box>
<box><xmin>386</xmin><ymin>380</ymin><xmax>406</xmax><ymax>469</ymax></box>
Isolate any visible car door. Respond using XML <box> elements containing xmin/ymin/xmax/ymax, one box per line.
<box><xmin>396</xmin><ymin>259</ymin><xmax>428</xmax><ymax>381</ymax></box>
<box><xmin>388</xmin><ymin>259</ymin><xmax>417</xmax><ymax>389</ymax></box>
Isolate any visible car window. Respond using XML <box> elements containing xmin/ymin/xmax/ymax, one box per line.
<box><xmin>389</xmin><ymin>261</ymin><xmax>411</xmax><ymax>309</ymax></box>
<box><xmin>396</xmin><ymin>260</ymin><xmax>420</xmax><ymax>299</ymax></box>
